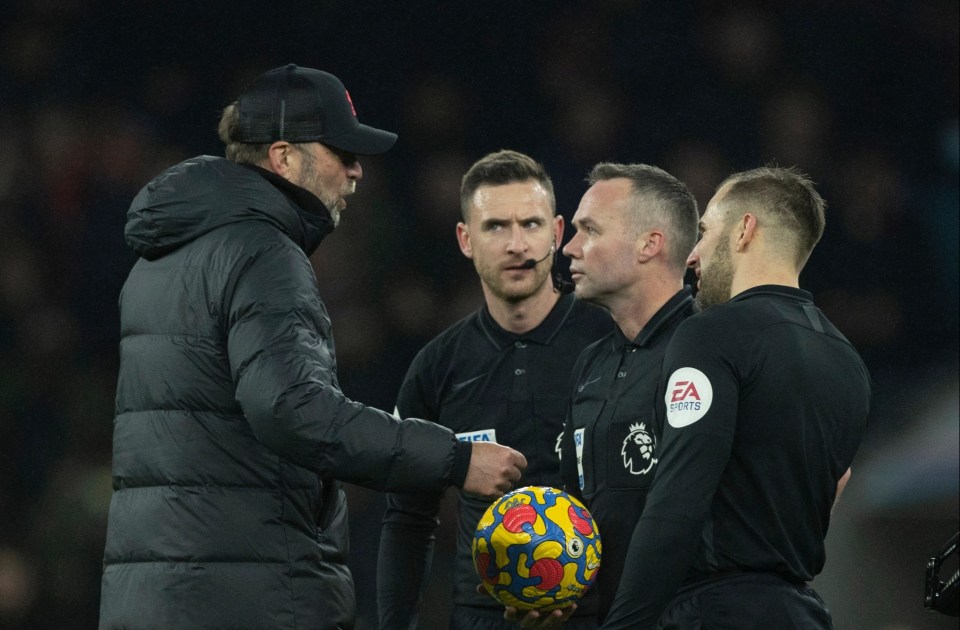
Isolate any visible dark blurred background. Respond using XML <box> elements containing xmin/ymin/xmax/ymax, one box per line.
<box><xmin>0</xmin><ymin>1</ymin><xmax>957</xmax><ymax>628</ymax></box>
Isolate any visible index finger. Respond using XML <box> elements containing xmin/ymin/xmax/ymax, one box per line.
<box><xmin>513</xmin><ymin>449</ymin><xmax>528</xmax><ymax>470</ymax></box>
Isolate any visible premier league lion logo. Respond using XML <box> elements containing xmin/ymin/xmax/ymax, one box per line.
<box><xmin>621</xmin><ymin>422</ymin><xmax>657</xmax><ymax>475</ymax></box>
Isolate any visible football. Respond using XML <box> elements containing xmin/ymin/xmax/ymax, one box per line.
<box><xmin>472</xmin><ymin>486</ymin><xmax>601</xmax><ymax>611</ymax></box>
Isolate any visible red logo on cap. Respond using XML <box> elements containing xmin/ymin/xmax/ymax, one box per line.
<box><xmin>345</xmin><ymin>90</ymin><xmax>357</xmax><ymax>117</ymax></box>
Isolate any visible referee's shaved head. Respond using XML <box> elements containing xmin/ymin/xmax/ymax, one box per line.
<box><xmin>716</xmin><ymin>166</ymin><xmax>826</xmax><ymax>269</ymax></box>
<box><xmin>587</xmin><ymin>162</ymin><xmax>699</xmax><ymax>272</ymax></box>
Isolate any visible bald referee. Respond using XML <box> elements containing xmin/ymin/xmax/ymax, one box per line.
<box><xmin>600</xmin><ymin>166</ymin><xmax>871</xmax><ymax>629</ymax></box>
<box><xmin>556</xmin><ymin>162</ymin><xmax>699</xmax><ymax>624</ymax></box>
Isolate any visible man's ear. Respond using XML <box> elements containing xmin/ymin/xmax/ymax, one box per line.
<box><xmin>456</xmin><ymin>222</ymin><xmax>473</xmax><ymax>259</ymax></box>
<box><xmin>735</xmin><ymin>213</ymin><xmax>758</xmax><ymax>251</ymax></box>
<box><xmin>266</xmin><ymin>141</ymin><xmax>294</xmax><ymax>178</ymax></box>
<box><xmin>553</xmin><ymin>214</ymin><xmax>564</xmax><ymax>252</ymax></box>
<box><xmin>637</xmin><ymin>230</ymin><xmax>665</xmax><ymax>262</ymax></box>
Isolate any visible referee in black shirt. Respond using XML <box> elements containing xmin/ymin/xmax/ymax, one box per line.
<box><xmin>377</xmin><ymin>150</ymin><xmax>610</xmax><ymax>630</ymax></box>
<box><xmin>557</xmin><ymin>163</ymin><xmax>700</xmax><ymax>624</ymax></box>
<box><xmin>601</xmin><ymin>166</ymin><xmax>871</xmax><ymax>629</ymax></box>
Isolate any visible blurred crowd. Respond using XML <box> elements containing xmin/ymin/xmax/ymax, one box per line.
<box><xmin>0</xmin><ymin>1</ymin><xmax>956</xmax><ymax>629</ymax></box>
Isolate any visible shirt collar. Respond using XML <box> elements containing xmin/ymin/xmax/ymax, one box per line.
<box><xmin>610</xmin><ymin>286</ymin><xmax>696</xmax><ymax>351</ymax></box>
<box><xmin>729</xmin><ymin>284</ymin><xmax>814</xmax><ymax>304</ymax></box>
<box><xmin>478</xmin><ymin>292</ymin><xmax>582</xmax><ymax>348</ymax></box>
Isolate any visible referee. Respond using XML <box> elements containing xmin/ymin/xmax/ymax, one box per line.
<box><xmin>377</xmin><ymin>150</ymin><xmax>610</xmax><ymax>630</ymax></box>
<box><xmin>600</xmin><ymin>167</ymin><xmax>871</xmax><ymax>629</ymax></box>
<box><xmin>558</xmin><ymin>163</ymin><xmax>700</xmax><ymax>623</ymax></box>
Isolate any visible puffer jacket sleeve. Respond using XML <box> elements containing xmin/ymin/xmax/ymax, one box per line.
<box><xmin>226</xmin><ymin>238</ymin><xmax>461</xmax><ymax>492</ymax></box>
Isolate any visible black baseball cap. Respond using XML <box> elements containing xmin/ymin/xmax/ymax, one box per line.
<box><xmin>233</xmin><ymin>64</ymin><xmax>397</xmax><ymax>155</ymax></box>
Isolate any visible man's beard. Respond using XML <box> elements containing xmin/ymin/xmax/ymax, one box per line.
<box><xmin>323</xmin><ymin>194</ymin><xmax>343</xmax><ymax>227</ymax></box>
<box><xmin>296</xmin><ymin>151</ymin><xmax>349</xmax><ymax>227</ymax></box>
<box><xmin>476</xmin><ymin>258</ymin><xmax>552</xmax><ymax>304</ymax></box>
<box><xmin>321</xmin><ymin>180</ymin><xmax>355</xmax><ymax>228</ymax></box>
<box><xmin>695</xmin><ymin>236</ymin><xmax>734</xmax><ymax>310</ymax></box>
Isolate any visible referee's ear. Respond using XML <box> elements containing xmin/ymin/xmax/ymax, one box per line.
<box><xmin>734</xmin><ymin>213</ymin><xmax>759</xmax><ymax>251</ymax></box>
<box><xmin>637</xmin><ymin>229</ymin><xmax>665</xmax><ymax>263</ymax></box>
<box><xmin>553</xmin><ymin>214</ymin><xmax>564</xmax><ymax>252</ymax></box>
<box><xmin>456</xmin><ymin>222</ymin><xmax>474</xmax><ymax>259</ymax></box>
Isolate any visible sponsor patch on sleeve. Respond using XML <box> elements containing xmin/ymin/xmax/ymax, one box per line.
<box><xmin>664</xmin><ymin>367</ymin><xmax>713</xmax><ymax>428</ymax></box>
<box><xmin>456</xmin><ymin>429</ymin><xmax>498</xmax><ymax>443</ymax></box>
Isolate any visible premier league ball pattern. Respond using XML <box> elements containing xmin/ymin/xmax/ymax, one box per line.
<box><xmin>472</xmin><ymin>486</ymin><xmax>601</xmax><ymax>611</ymax></box>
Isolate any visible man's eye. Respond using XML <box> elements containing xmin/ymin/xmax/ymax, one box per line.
<box><xmin>336</xmin><ymin>149</ymin><xmax>357</xmax><ymax>166</ymax></box>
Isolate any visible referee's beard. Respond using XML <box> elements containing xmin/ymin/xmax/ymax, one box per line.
<box><xmin>695</xmin><ymin>236</ymin><xmax>734</xmax><ymax>311</ymax></box>
<box><xmin>476</xmin><ymin>260</ymin><xmax>553</xmax><ymax>304</ymax></box>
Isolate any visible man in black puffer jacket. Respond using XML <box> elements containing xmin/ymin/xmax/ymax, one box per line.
<box><xmin>99</xmin><ymin>64</ymin><xmax>526</xmax><ymax>630</ymax></box>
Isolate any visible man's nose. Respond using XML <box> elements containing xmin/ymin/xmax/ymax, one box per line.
<box><xmin>507</xmin><ymin>226</ymin><xmax>528</xmax><ymax>253</ymax></box>
<box><xmin>685</xmin><ymin>244</ymin><xmax>699</xmax><ymax>269</ymax></box>
<box><xmin>347</xmin><ymin>160</ymin><xmax>363</xmax><ymax>181</ymax></box>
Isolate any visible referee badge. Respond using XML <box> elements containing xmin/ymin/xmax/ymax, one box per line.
<box><xmin>455</xmin><ymin>429</ymin><xmax>498</xmax><ymax>443</ymax></box>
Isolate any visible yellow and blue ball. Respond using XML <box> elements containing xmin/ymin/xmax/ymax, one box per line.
<box><xmin>472</xmin><ymin>486</ymin><xmax>601</xmax><ymax>611</ymax></box>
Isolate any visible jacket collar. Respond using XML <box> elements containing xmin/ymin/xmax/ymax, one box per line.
<box><xmin>242</xmin><ymin>164</ymin><xmax>335</xmax><ymax>255</ymax></box>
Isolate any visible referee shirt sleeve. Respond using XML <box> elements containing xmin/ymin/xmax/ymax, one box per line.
<box><xmin>377</xmin><ymin>351</ymin><xmax>446</xmax><ymax>630</ymax></box>
<box><xmin>601</xmin><ymin>315</ymin><xmax>738</xmax><ymax>629</ymax></box>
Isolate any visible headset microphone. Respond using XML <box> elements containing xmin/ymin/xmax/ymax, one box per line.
<box><xmin>516</xmin><ymin>243</ymin><xmax>573</xmax><ymax>293</ymax></box>
<box><xmin>520</xmin><ymin>243</ymin><xmax>556</xmax><ymax>269</ymax></box>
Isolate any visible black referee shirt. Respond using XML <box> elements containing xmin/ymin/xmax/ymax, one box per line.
<box><xmin>559</xmin><ymin>288</ymin><xmax>695</xmax><ymax>621</ymax></box>
<box><xmin>601</xmin><ymin>285</ymin><xmax>871</xmax><ymax>629</ymax></box>
<box><xmin>379</xmin><ymin>292</ymin><xmax>610</xmax><ymax>626</ymax></box>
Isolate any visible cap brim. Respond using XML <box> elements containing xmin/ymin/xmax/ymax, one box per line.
<box><xmin>324</xmin><ymin>124</ymin><xmax>397</xmax><ymax>155</ymax></box>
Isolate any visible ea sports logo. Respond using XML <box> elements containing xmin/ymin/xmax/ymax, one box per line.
<box><xmin>664</xmin><ymin>367</ymin><xmax>713</xmax><ymax>428</ymax></box>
